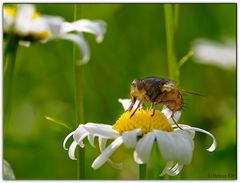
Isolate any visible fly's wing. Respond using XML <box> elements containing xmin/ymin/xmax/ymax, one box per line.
<box><xmin>179</xmin><ymin>89</ymin><xmax>206</xmax><ymax>97</ymax></box>
<box><xmin>160</xmin><ymin>81</ymin><xmax>176</xmax><ymax>93</ymax></box>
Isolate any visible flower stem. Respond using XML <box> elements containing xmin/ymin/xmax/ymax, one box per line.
<box><xmin>73</xmin><ymin>4</ymin><xmax>85</xmax><ymax>179</ymax></box>
<box><xmin>164</xmin><ymin>4</ymin><xmax>178</xmax><ymax>82</ymax></box>
<box><xmin>139</xmin><ymin>164</ymin><xmax>147</xmax><ymax>180</ymax></box>
<box><xmin>174</xmin><ymin>4</ymin><xmax>180</xmax><ymax>31</ymax></box>
<box><xmin>3</xmin><ymin>36</ymin><xmax>18</xmax><ymax>131</ymax></box>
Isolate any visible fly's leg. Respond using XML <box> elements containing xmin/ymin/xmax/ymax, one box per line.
<box><xmin>130</xmin><ymin>99</ymin><xmax>144</xmax><ymax>118</ymax></box>
<box><xmin>151</xmin><ymin>103</ymin><xmax>156</xmax><ymax>116</ymax></box>
<box><xmin>126</xmin><ymin>97</ymin><xmax>136</xmax><ymax>112</ymax></box>
<box><xmin>171</xmin><ymin>112</ymin><xmax>183</xmax><ymax>130</ymax></box>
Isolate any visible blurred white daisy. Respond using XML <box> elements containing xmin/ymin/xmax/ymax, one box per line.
<box><xmin>3</xmin><ymin>160</ymin><xmax>15</xmax><ymax>180</ymax></box>
<box><xmin>192</xmin><ymin>38</ymin><xmax>236</xmax><ymax>69</ymax></box>
<box><xmin>63</xmin><ymin>99</ymin><xmax>216</xmax><ymax>176</ymax></box>
<box><xmin>3</xmin><ymin>4</ymin><xmax>107</xmax><ymax>64</ymax></box>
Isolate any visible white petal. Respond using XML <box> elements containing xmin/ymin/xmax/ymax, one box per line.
<box><xmin>3</xmin><ymin>160</ymin><xmax>15</xmax><ymax>180</ymax></box>
<box><xmin>161</xmin><ymin>107</ymin><xmax>181</xmax><ymax>124</ymax></box>
<box><xmin>18</xmin><ymin>40</ymin><xmax>31</xmax><ymax>47</ymax></box>
<box><xmin>160</xmin><ymin>161</ymin><xmax>174</xmax><ymax>176</ymax></box>
<box><xmin>192</xmin><ymin>39</ymin><xmax>236</xmax><ymax>69</ymax></box>
<box><xmin>173</xmin><ymin>124</ymin><xmax>196</xmax><ymax>138</ymax></box>
<box><xmin>91</xmin><ymin>136</ymin><xmax>123</xmax><ymax>170</ymax></box>
<box><xmin>61</xmin><ymin>19</ymin><xmax>107</xmax><ymax>43</ymax></box>
<box><xmin>134</xmin><ymin>132</ymin><xmax>155</xmax><ymax>164</ymax></box>
<box><xmin>182</xmin><ymin>126</ymin><xmax>217</xmax><ymax>152</ymax></box>
<box><xmin>98</xmin><ymin>137</ymin><xmax>122</xmax><ymax>169</ymax></box>
<box><xmin>161</xmin><ymin>107</ymin><xmax>171</xmax><ymax>119</ymax></box>
<box><xmin>167</xmin><ymin>163</ymin><xmax>184</xmax><ymax>176</ymax></box>
<box><xmin>29</xmin><ymin>17</ymin><xmax>50</xmax><ymax>35</ymax></box>
<box><xmin>73</xmin><ymin>125</ymin><xmax>89</xmax><ymax>148</ymax></box>
<box><xmin>42</xmin><ymin>15</ymin><xmax>64</xmax><ymax>36</ymax></box>
<box><xmin>122</xmin><ymin>129</ymin><xmax>142</xmax><ymax>148</ymax></box>
<box><xmin>59</xmin><ymin>33</ymin><xmax>90</xmax><ymax>65</ymax></box>
<box><xmin>3</xmin><ymin>8</ymin><xmax>15</xmax><ymax>32</ymax></box>
<box><xmin>68</xmin><ymin>141</ymin><xmax>78</xmax><ymax>160</ymax></box>
<box><xmin>118</xmin><ymin>99</ymin><xmax>131</xmax><ymax>111</ymax></box>
<box><xmin>88</xmin><ymin>134</ymin><xmax>95</xmax><ymax>148</ymax></box>
<box><xmin>15</xmin><ymin>4</ymin><xmax>35</xmax><ymax>35</ymax></box>
<box><xmin>63</xmin><ymin>131</ymin><xmax>75</xmax><ymax>150</ymax></box>
<box><xmin>98</xmin><ymin>137</ymin><xmax>108</xmax><ymax>152</ymax></box>
<box><xmin>118</xmin><ymin>98</ymin><xmax>142</xmax><ymax>111</ymax></box>
<box><xmin>15</xmin><ymin>5</ymin><xmax>50</xmax><ymax>37</ymax></box>
<box><xmin>154</xmin><ymin>130</ymin><xmax>194</xmax><ymax>165</ymax></box>
<box><xmin>83</xmin><ymin>123</ymin><xmax>119</xmax><ymax>139</ymax></box>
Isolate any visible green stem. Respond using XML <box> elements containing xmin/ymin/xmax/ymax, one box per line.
<box><xmin>174</xmin><ymin>4</ymin><xmax>180</xmax><ymax>31</ymax></box>
<box><xmin>139</xmin><ymin>164</ymin><xmax>147</xmax><ymax>180</ymax></box>
<box><xmin>164</xmin><ymin>4</ymin><xmax>178</xmax><ymax>82</ymax></box>
<box><xmin>4</xmin><ymin>36</ymin><xmax>18</xmax><ymax>131</ymax></box>
<box><xmin>178</xmin><ymin>50</ymin><xmax>194</xmax><ymax>68</ymax></box>
<box><xmin>73</xmin><ymin>4</ymin><xmax>85</xmax><ymax>179</ymax></box>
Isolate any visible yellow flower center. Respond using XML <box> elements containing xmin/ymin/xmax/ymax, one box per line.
<box><xmin>4</xmin><ymin>6</ymin><xmax>40</xmax><ymax>19</ymax></box>
<box><xmin>32</xmin><ymin>31</ymin><xmax>50</xmax><ymax>40</ymax></box>
<box><xmin>4</xmin><ymin>7</ymin><xmax>16</xmax><ymax>16</ymax></box>
<box><xmin>32</xmin><ymin>12</ymin><xmax>40</xmax><ymax>19</ymax></box>
<box><xmin>113</xmin><ymin>109</ymin><xmax>173</xmax><ymax>134</ymax></box>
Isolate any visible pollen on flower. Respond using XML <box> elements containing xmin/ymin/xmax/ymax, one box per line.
<box><xmin>32</xmin><ymin>31</ymin><xmax>50</xmax><ymax>40</ymax></box>
<box><xmin>32</xmin><ymin>12</ymin><xmax>40</xmax><ymax>19</ymax></box>
<box><xmin>113</xmin><ymin>109</ymin><xmax>173</xmax><ymax>134</ymax></box>
<box><xmin>4</xmin><ymin>7</ymin><xmax>16</xmax><ymax>16</ymax></box>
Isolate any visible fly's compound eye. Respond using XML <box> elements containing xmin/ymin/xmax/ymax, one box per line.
<box><xmin>131</xmin><ymin>80</ymin><xmax>137</xmax><ymax>87</ymax></box>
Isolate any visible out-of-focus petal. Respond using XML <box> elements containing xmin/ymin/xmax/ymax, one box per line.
<box><xmin>192</xmin><ymin>38</ymin><xmax>236</xmax><ymax>69</ymax></box>
<box><xmin>15</xmin><ymin>4</ymin><xmax>35</xmax><ymax>35</ymax></box>
<box><xmin>59</xmin><ymin>33</ymin><xmax>90</xmax><ymax>65</ymax></box>
<box><xmin>18</xmin><ymin>40</ymin><xmax>31</xmax><ymax>47</ymax></box>
<box><xmin>42</xmin><ymin>15</ymin><xmax>64</xmax><ymax>36</ymax></box>
<box><xmin>15</xmin><ymin>4</ymin><xmax>50</xmax><ymax>39</ymax></box>
<box><xmin>3</xmin><ymin>7</ymin><xmax>15</xmax><ymax>32</ymax></box>
<box><xmin>61</xmin><ymin>19</ymin><xmax>107</xmax><ymax>43</ymax></box>
<box><xmin>3</xmin><ymin>160</ymin><xmax>15</xmax><ymax>180</ymax></box>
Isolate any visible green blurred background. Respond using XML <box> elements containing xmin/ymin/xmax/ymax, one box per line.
<box><xmin>3</xmin><ymin>3</ymin><xmax>236</xmax><ymax>180</ymax></box>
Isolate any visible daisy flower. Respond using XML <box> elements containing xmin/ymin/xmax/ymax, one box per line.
<box><xmin>3</xmin><ymin>4</ymin><xmax>106</xmax><ymax>64</ymax></box>
<box><xmin>63</xmin><ymin>99</ymin><xmax>216</xmax><ymax>176</ymax></box>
